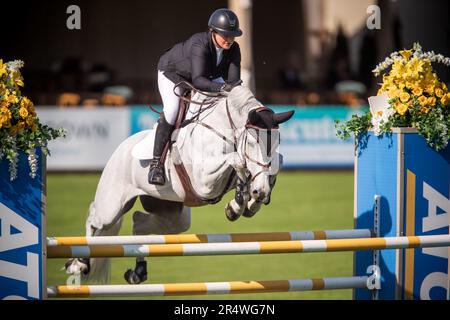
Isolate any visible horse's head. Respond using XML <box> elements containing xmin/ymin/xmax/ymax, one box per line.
<box><xmin>240</xmin><ymin>106</ymin><xmax>294</xmax><ymax>204</ymax></box>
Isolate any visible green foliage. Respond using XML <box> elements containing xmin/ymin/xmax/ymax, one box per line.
<box><xmin>335</xmin><ymin>113</ymin><xmax>371</xmax><ymax>141</ymax></box>
<box><xmin>0</xmin><ymin>59</ymin><xmax>66</xmax><ymax>180</ymax></box>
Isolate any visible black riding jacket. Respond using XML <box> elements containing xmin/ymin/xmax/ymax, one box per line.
<box><xmin>157</xmin><ymin>31</ymin><xmax>241</xmax><ymax>92</ymax></box>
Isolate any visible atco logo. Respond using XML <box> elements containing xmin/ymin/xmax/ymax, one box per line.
<box><xmin>229</xmin><ymin>18</ymin><xmax>236</xmax><ymax>27</ymax></box>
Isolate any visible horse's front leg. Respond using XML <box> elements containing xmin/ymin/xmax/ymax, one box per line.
<box><xmin>243</xmin><ymin>175</ymin><xmax>276</xmax><ymax>218</ymax></box>
<box><xmin>225</xmin><ymin>177</ymin><xmax>250</xmax><ymax>221</ymax></box>
<box><xmin>242</xmin><ymin>198</ymin><xmax>263</xmax><ymax>218</ymax></box>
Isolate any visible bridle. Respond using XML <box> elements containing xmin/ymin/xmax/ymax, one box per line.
<box><xmin>231</xmin><ymin>106</ymin><xmax>278</xmax><ymax>183</ymax></box>
<box><xmin>174</xmin><ymin>81</ymin><xmax>278</xmax><ymax>184</ymax></box>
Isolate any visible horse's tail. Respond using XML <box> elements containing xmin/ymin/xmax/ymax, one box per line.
<box><xmin>85</xmin><ymin>203</ymin><xmax>124</xmax><ymax>284</ymax></box>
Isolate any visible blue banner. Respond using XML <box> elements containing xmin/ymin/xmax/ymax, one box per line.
<box><xmin>402</xmin><ymin>134</ymin><xmax>449</xmax><ymax>300</ymax></box>
<box><xmin>130</xmin><ymin>105</ymin><xmax>367</xmax><ymax>169</ymax></box>
<box><xmin>0</xmin><ymin>150</ymin><xmax>45</xmax><ymax>300</ymax></box>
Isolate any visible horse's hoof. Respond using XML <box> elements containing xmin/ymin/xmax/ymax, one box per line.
<box><xmin>124</xmin><ymin>261</ymin><xmax>148</xmax><ymax>284</ymax></box>
<box><xmin>225</xmin><ymin>203</ymin><xmax>241</xmax><ymax>221</ymax></box>
<box><xmin>242</xmin><ymin>208</ymin><xmax>257</xmax><ymax>218</ymax></box>
<box><xmin>65</xmin><ymin>258</ymin><xmax>90</xmax><ymax>275</ymax></box>
<box><xmin>124</xmin><ymin>269</ymin><xmax>148</xmax><ymax>284</ymax></box>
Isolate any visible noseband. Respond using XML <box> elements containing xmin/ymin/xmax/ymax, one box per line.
<box><xmin>227</xmin><ymin>105</ymin><xmax>277</xmax><ymax>182</ymax></box>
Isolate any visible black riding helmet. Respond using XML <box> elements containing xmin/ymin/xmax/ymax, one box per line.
<box><xmin>208</xmin><ymin>8</ymin><xmax>243</xmax><ymax>38</ymax></box>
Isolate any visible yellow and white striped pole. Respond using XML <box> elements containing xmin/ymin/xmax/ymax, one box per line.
<box><xmin>46</xmin><ymin>228</ymin><xmax>372</xmax><ymax>246</ymax></box>
<box><xmin>47</xmin><ymin>234</ymin><xmax>450</xmax><ymax>258</ymax></box>
<box><xmin>47</xmin><ymin>276</ymin><xmax>369</xmax><ymax>297</ymax></box>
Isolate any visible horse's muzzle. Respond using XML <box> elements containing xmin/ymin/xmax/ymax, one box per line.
<box><xmin>251</xmin><ymin>189</ymin><xmax>266</xmax><ymax>202</ymax></box>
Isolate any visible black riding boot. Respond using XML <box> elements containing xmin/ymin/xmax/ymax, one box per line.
<box><xmin>148</xmin><ymin>116</ymin><xmax>175</xmax><ymax>185</ymax></box>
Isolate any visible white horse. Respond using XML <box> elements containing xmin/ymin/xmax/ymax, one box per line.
<box><xmin>65</xmin><ymin>85</ymin><xmax>294</xmax><ymax>283</ymax></box>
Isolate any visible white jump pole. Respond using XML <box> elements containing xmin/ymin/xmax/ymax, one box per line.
<box><xmin>47</xmin><ymin>228</ymin><xmax>373</xmax><ymax>246</ymax></box>
<box><xmin>48</xmin><ymin>276</ymin><xmax>369</xmax><ymax>297</ymax></box>
<box><xmin>47</xmin><ymin>234</ymin><xmax>450</xmax><ymax>258</ymax></box>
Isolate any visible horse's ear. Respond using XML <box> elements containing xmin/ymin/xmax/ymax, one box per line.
<box><xmin>272</xmin><ymin>110</ymin><xmax>295</xmax><ymax>125</ymax></box>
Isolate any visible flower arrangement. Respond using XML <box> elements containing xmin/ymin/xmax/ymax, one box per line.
<box><xmin>0</xmin><ymin>59</ymin><xmax>65</xmax><ymax>180</ymax></box>
<box><xmin>336</xmin><ymin>43</ymin><xmax>450</xmax><ymax>151</ymax></box>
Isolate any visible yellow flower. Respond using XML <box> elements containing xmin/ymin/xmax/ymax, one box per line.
<box><xmin>377</xmin><ymin>88</ymin><xmax>385</xmax><ymax>96</ymax></box>
<box><xmin>17</xmin><ymin>121</ymin><xmax>25</xmax><ymax>131</ymax></box>
<box><xmin>7</xmin><ymin>95</ymin><xmax>18</xmax><ymax>104</ymax></box>
<box><xmin>0</xmin><ymin>59</ymin><xmax>7</xmax><ymax>78</ymax></box>
<box><xmin>399</xmin><ymin>49</ymin><xmax>412</xmax><ymax>60</ymax></box>
<box><xmin>435</xmin><ymin>88</ymin><xmax>444</xmax><ymax>98</ymax></box>
<box><xmin>405</xmin><ymin>82</ymin><xmax>414</xmax><ymax>89</ymax></box>
<box><xmin>20</xmin><ymin>97</ymin><xmax>29</xmax><ymax>108</ymax></box>
<box><xmin>418</xmin><ymin>95</ymin><xmax>428</xmax><ymax>107</ymax></box>
<box><xmin>427</xmin><ymin>96</ymin><xmax>436</xmax><ymax>106</ymax></box>
<box><xmin>425</xmin><ymin>84</ymin><xmax>435</xmax><ymax>95</ymax></box>
<box><xmin>388</xmin><ymin>88</ymin><xmax>402</xmax><ymax>99</ymax></box>
<box><xmin>10</xmin><ymin>70</ymin><xmax>24</xmax><ymax>87</ymax></box>
<box><xmin>408</xmin><ymin>57</ymin><xmax>424</xmax><ymax>75</ymax></box>
<box><xmin>0</xmin><ymin>107</ymin><xmax>12</xmax><ymax>120</ymax></box>
<box><xmin>19</xmin><ymin>107</ymin><xmax>28</xmax><ymax>119</ymax></box>
<box><xmin>420</xmin><ymin>106</ymin><xmax>430</xmax><ymax>114</ymax></box>
<box><xmin>387</xmin><ymin>88</ymin><xmax>396</xmax><ymax>98</ymax></box>
<box><xmin>391</xmin><ymin>60</ymin><xmax>408</xmax><ymax>79</ymax></box>
<box><xmin>5</xmin><ymin>90</ymin><xmax>19</xmax><ymax>104</ymax></box>
<box><xmin>400</xmin><ymin>92</ymin><xmax>410</xmax><ymax>103</ymax></box>
<box><xmin>395</xmin><ymin>101</ymin><xmax>408</xmax><ymax>115</ymax></box>
<box><xmin>441</xmin><ymin>82</ymin><xmax>448</xmax><ymax>92</ymax></box>
<box><xmin>441</xmin><ymin>93</ymin><xmax>450</xmax><ymax>106</ymax></box>
<box><xmin>412</xmin><ymin>86</ymin><xmax>423</xmax><ymax>96</ymax></box>
<box><xmin>20</xmin><ymin>96</ymin><xmax>34</xmax><ymax>111</ymax></box>
<box><xmin>26</xmin><ymin>116</ymin><xmax>35</xmax><ymax>126</ymax></box>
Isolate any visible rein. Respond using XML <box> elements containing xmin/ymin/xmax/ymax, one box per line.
<box><xmin>184</xmin><ymin>96</ymin><xmax>275</xmax><ymax>183</ymax></box>
<box><xmin>163</xmin><ymin>81</ymin><xmax>276</xmax><ymax>203</ymax></box>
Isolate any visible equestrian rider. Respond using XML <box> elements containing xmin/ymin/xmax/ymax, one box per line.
<box><xmin>148</xmin><ymin>8</ymin><xmax>243</xmax><ymax>185</ymax></box>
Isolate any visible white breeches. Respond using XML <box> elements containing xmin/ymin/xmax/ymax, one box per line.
<box><xmin>157</xmin><ymin>70</ymin><xmax>225</xmax><ymax>125</ymax></box>
<box><xmin>157</xmin><ymin>70</ymin><xmax>183</xmax><ymax>125</ymax></box>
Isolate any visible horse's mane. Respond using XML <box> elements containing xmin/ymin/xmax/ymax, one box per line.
<box><xmin>192</xmin><ymin>86</ymin><xmax>260</xmax><ymax>116</ymax></box>
<box><xmin>227</xmin><ymin>86</ymin><xmax>260</xmax><ymax>114</ymax></box>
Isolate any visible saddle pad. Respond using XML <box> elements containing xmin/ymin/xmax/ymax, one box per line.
<box><xmin>131</xmin><ymin>129</ymin><xmax>156</xmax><ymax>160</ymax></box>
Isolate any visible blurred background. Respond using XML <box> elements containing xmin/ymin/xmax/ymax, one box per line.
<box><xmin>2</xmin><ymin>0</ymin><xmax>449</xmax><ymax>171</ymax></box>
<box><xmin>2</xmin><ymin>0</ymin><xmax>449</xmax><ymax>106</ymax></box>
<box><xmin>2</xmin><ymin>0</ymin><xmax>449</xmax><ymax>299</ymax></box>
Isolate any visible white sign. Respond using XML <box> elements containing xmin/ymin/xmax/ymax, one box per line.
<box><xmin>37</xmin><ymin>107</ymin><xmax>130</xmax><ymax>170</ymax></box>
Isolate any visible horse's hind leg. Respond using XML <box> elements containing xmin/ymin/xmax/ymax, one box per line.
<box><xmin>65</xmin><ymin>196</ymin><xmax>137</xmax><ymax>283</ymax></box>
<box><xmin>124</xmin><ymin>196</ymin><xmax>191</xmax><ymax>284</ymax></box>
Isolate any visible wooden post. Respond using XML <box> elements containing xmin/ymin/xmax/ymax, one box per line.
<box><xmin>228</xmin><ymin>0</ymin><xmax>255</xmax><ymax>92</ymax></box>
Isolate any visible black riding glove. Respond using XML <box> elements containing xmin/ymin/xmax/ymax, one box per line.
<box><xmin>220</xmin><ymin>80</ymin><xmax>243</xmax><ymax>93</ymax></box>
<box><xmin>220</xmin><ymin>83</ymin><xmax>234</xmax><ymax>92</ymax></box>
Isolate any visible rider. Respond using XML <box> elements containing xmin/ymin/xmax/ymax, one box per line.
<box><xmin>148</xmin><ymin>8</ymin><xmax>243</xmax><ymax>185</ymax></box>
